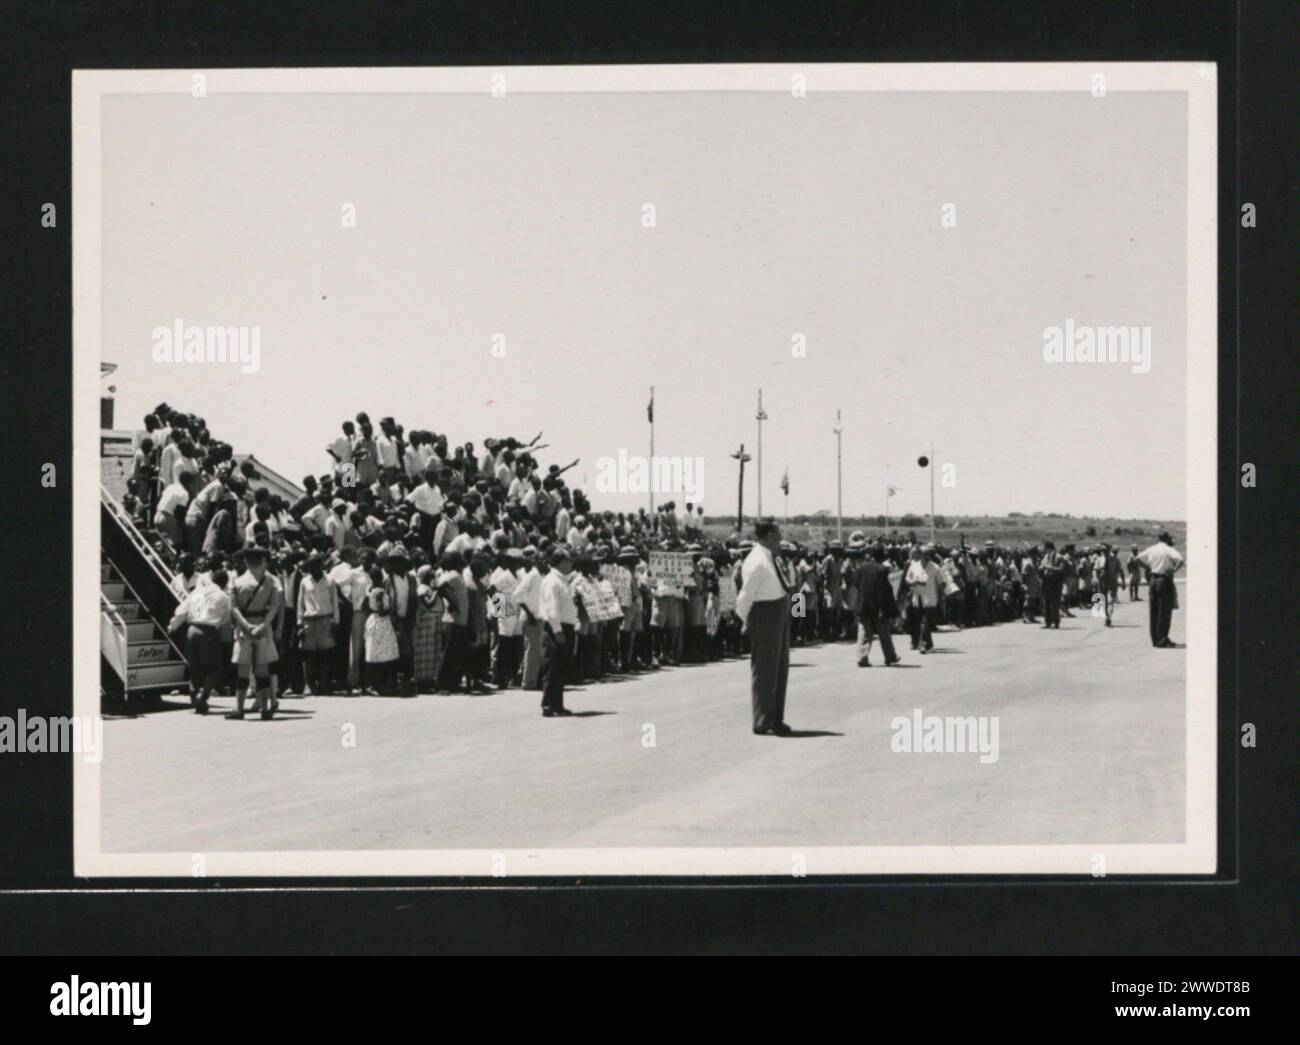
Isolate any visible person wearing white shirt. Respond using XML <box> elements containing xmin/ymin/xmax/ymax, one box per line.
<box><xmin>300</xmin><ymin>496</ymin><xmax>330</xmax><ymax>534</ymax></box>
<box><xmin>1137</xmin><ymin>532</ymin><xmax>1184</xmax><ymax>647</ymax></box>
<box><xmin>326</xmin><ymin>421</ymin><xmax>355</xmax><ymax>478</ymax></box>
<box><xmin>406</xmin><ymin>472</ymin><xmax>445</xmax><ymax>544</ymax></box>
<box><xmin>489</xmin><ymin>551</ymin><xmax>525</xmax><ymax>686</ymax></box>
<box><xmin>402</xmin><ymin>434</ymin><xmax>426</xmax><ymax>481</ymax></box>
<box><xmin>569</xmin><ymin>518</ymin><xmax>590</xmax><ymax>552</ymax></box>
<box><xmin>735</xmin><ymin>520</ymin><xmax>794</xmax><ymax>735</ymax></box>
<box><xmin>325</xmin><ymin>501</ymin><xmax>352</xmax><ymax>551</ymax></box>
<box><xmin>167</xmin><ymin>567</ymin><xmax>232</xmax><ymax>714</ymax></box>
<box><xmin>153</xmin><ymin>472</ymin><xmax>195</xmax><ymax>550</ymax></box>
<box><xmin>328</xmin><ymin>549</ymin><xmax>369</xmax><ymax>691</ymax></box>
<box><xmin>373</xmin><ymin>429</ymin><xmax>399</xmax><ymax>471</ymax></box>
<box><xmin>538</xmin><ymin>547</ymin><xmax>578</xmax><ymax>716</ymax></box>
<box><xmin>903</xmin><ymin>547</ymin><xmax>943</xmax><ymax>653</ymax></box>
<box><xmin>513</xmin><ymin>552</ymin><xmax>547</xmax><ymax>690</ymax></box>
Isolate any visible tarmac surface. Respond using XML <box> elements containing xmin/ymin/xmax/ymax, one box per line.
<box><xmin>101</xmin><ymin>591</ymin><xmax>1185</xmax><ymax>853</ymax></box>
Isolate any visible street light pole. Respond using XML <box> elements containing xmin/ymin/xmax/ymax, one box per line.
<box><xmin>755</xmin><ymin>389</ymin><xmax>767</xmax><ymax>518</ymax></box>
<box><xmin>730</xmin><ymin>443</ymin><xmax>752</xmax><ymax>533</ymax></box>
<box><xmin>929</xmin><ymin>440</ymin><xmax>936</xmax><ymax>544</ymax></box>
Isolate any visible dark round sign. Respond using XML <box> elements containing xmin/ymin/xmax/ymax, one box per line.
<box><xmin>917</xmin><ymin>455</ymin><xmax>929</xmax><ymax>468</ymax></box>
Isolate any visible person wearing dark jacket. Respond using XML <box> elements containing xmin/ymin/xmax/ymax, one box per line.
<box><xmin>852</xmin><ymin>543</ymin><xmax>901</xmax><ymax>667</ymax></box>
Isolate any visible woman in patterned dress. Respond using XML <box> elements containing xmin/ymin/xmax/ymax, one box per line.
<box><xmin>412</xmin><ymin>564</ymin><xmax>447</xmax><ymax>692</ymax></box>
<box><xmin>363</xmin><ymin>565</ymin><xmax>400</xmax><ymax>694</ymax></box>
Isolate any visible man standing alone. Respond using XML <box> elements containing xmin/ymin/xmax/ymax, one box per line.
<box><xmin>736</xmin><ymin>519</ymin><xmax>793</xmax><ymax>736</ymax></box>
<box><xmin>1137</xmin><ymin>532</ymin><xmax>1184</xmax><ymax>647</ymax></box>
<box><xmin>1039</xmin><ymin>540</ymin><xmax>1064</xmax><ymax>629</ymax></box>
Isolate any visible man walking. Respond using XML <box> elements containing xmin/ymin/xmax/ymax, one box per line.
<box><xmin>736</xmin><ymin>519</ymin><xmax>793</xmax><ymax>736</ymax></box>
<box><xmin>904</xmin><ymin>546</ymin><xmax>942</xmax><ymax>653</ymax></box>
<box><xmin>853</xmin><ymin>543</ymin><xmax>901</xmax><ymax>667</ymax></box>
<box><xmin>1137</xmin><ymin>532</ymin><xmax>1184</xmax><ymax>647</ymax></box>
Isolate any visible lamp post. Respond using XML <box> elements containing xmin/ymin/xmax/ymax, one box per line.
<box><xmin>917</xmin><ymin>443</ymin><xmax>937</xmax><ymax>544</ymax></box>
<box><xmin>731</xmin><ymin>443</ymin><xmax>752</xmax><ymax>532</ymax></box>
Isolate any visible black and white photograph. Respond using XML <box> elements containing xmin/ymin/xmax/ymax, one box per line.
<box><xmin>72</xmin><ymin>62</ymin><xmax>1219</xmax><ymax>877</ymax></box>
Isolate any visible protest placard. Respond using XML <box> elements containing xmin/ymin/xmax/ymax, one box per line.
<box><xmin>717</xmin><ymin>574</ymin><xmax>737</xmax><ymax>613</ymax></box>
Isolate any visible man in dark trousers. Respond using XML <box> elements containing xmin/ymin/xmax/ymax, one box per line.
<box><xmin>1126</xmin><ymin>543</ymin><xmax>1143</xmax><ymax>601</ymax></box>
<box><xmin>538</xmin><ymin>546</ymin><xmax>578</xmax><ymax>716</ymax></box>
<box><xmin>736</xmin><ymin>519</ymin><xmax>794</xmax><ymax>736</ymax></box>
<box><xmin>1137</xmin><ymin>532</ymin><xmax>1184</xmax><ymax>647</ymax></box>
<box><xmin>1039</xmin><ymin>540</ymin><xmax>1064</xmax><ymax>629</ymax></box>
<box><xmin>852</xmin><ymin>542</ymin><xmax>901</xmax><ymax>667</ymax></box>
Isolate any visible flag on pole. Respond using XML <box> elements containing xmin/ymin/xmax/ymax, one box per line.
<box><xmin>756</xmin><ymin>389</ymin><xmax>768</xmax><ymax>421</ymax></box>
<box><xmin>647</xmin><ymin>388</ymin><xmax>654</xmax><ymax>423</ymax></box>
<box><xmin>780</xmin><ymin>469</ymin><xmax>789</xmax><ymax>495</ymax></box>
<box><xmin>887</xmin><ymin>485</ymin><xmax>900</xmax><ymax>497</ymax></box>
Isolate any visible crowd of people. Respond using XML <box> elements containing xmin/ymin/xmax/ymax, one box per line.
<box><xmin>115</xmin><ymin>402</ymin><xmax>1182</xmax><ymax>721</ymax></box>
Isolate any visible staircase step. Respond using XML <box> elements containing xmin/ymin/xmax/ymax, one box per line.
<box><xmin>108</xmin><ymin>601</ymin><xmax>144</xmax><ymax>620</ymax></box>
<box><xmin>127</xmin><ymin>639</ymin><xmax>176</xmax><ymax>666</ymax></box>
<box><xmin>126</xmin><ymin>662</ymin><xmax>188</xmax><ymax>689</ymax></box>
<box><xmin>101</xmin><ymin>580</ymin><xmax>127</xmax><ymax>601</ymax></box>
<box><xmin>100</xmin><ymin>563</ymin><xmax>114</xmax><ymax>581</ymax></box>
<box><xmin>126</xmin><ymin>619</ymin><xmax>162</xmax><ymax>641</ymax></box>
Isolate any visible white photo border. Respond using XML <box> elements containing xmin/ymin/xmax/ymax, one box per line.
<box><xmin>73</xmin><ymin>62</ymin><xmax>1217</xmax><ymax>877</ymax></box>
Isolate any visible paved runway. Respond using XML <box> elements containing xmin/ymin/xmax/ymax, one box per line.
<box><xmin>101</xmin><ymin>592</ymin><xmax>1185</xmax><ymax>853</ymax></box>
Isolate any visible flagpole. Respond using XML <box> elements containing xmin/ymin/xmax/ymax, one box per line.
<box><xmin>756</xmin><ymin>389</ymin><xmax>765</xmax><ymax>518</ymax></box>
<box><xmin>648</xmin><ymin>385</ymin><xmax>655</xmax><ymax>517</ymax></box>
<box><xmin>834</xmin><ymin>408</ymin><xmax>843</xmax><ymax>542</ymax></box>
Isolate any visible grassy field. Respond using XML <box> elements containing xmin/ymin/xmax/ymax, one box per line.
<box><xmin>698</xmin><ymin>515</ymin><xmax>1187</xmax><ymax>551</ymax></box>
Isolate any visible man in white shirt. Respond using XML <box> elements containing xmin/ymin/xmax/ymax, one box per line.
<box><xmin>406</xmin><ymin>470</ymin><xmax>445</xmax><ymax>547</ymax></box>
<box><xmin>489</xmin><ymin>549</ymin><xmax>525</xmax><ymax>687</ymax></box>
<box><xmin>538</xmin><ymin>546</ymin><xmax>578</xmax><ymax>716</ymax></box>
<box><xmin>300</xmin><ymin>494</ymin><xmax>330</xmax><ymax>534</ymax></box>
<box><xmin>328</xmin><ymin>548</ymin><xmax>368</xmax><ymax>692</ymax></box>
<box><xmin>903</xmin><ymin>546</ymin><xmax>943</xmax><ymax>653</ymax></box>
<box><xmin>374</xmin><ymin>419</ymin><xmax>400</xmax><ymax>471</ymax></box>
<box><xmin>168</xmin><ymin>567</ymin><xmax>232</xmax><ymax>714</ymax></box>
<box><xmin>326</xmin><ymin>421</ymin><xmax>355</xmax><ymax>478</ymax></box>
<box><xmin>325</xmin><ymin>499</ymin><xmax>352</xmax><ymax>551</ymax></box>
<box><xmin>154</xmin><ymin>471</ymin><xmax>195</xmax><ymax>550</ymax></box>
<box><xmin>554</xmin><ymin>499</ymin><xmax>572</xmax><ymax>543</ymax></box>
<box><xmin>735</xmin><ymin>519</ymin><xmax>794</xmax><ymax>735</ymax></box>
<box><xmin>513</xmin><ymin>549</ymin><xmax>547</xmax><ymax>690</ymax></box>
<box><xmin>1137</xmin><ymin>532</ymin><xmax>1184</xmax><ymax>647</ymax></box>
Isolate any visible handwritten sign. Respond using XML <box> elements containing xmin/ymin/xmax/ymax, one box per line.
<box><xmin>717</xmin><ymin>575</ymin><xmax>737</xmax><ymax>613</ymax></box>
<box><xmin>601</xmin><ymin>564</ymin><xmax>633</xmax><ymax>606</ymax></box>
<box><xmin>572</xmin><ymin>575</ymin><xmax>623</xmax><ymax>622</ymax></box>
<box><xmin>649</xmin><ymin>551</ymin><xmax>695</xmax><ymax>588</ymax></box>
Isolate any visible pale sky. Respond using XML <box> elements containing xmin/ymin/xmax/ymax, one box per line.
<box><xmin>100</xmin><ymin>87</ymin><xmax>1188</xmax><ymax>519</ymax></box>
